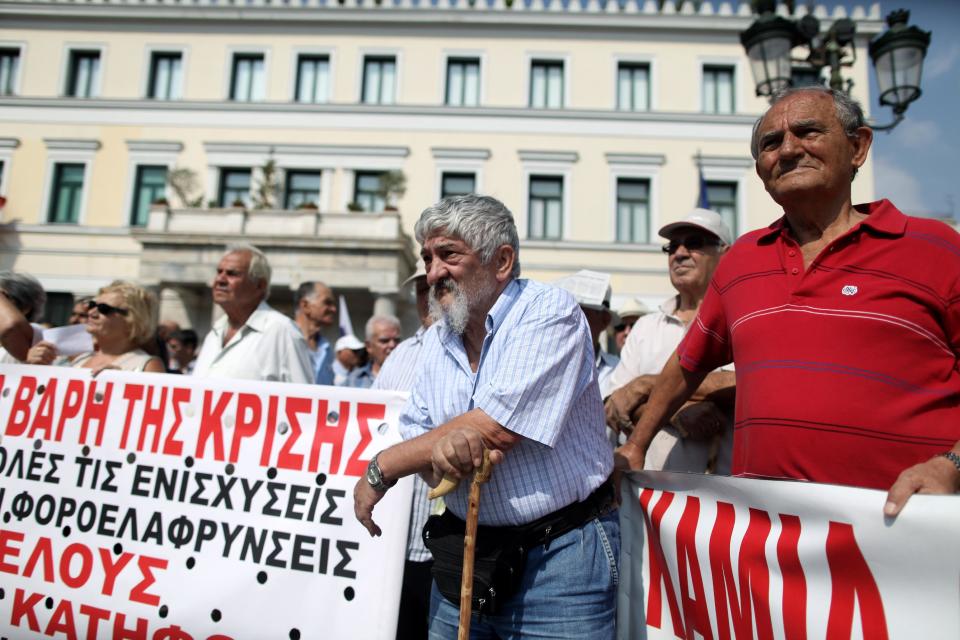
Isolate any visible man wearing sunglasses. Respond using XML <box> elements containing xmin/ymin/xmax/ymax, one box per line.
<box><xmin>604</xmin><ymin>209</ymin><xmax>736</xmax><ymax>473</ymax></box>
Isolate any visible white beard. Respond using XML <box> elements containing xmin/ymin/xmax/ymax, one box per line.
<box><xmin>428</xmin><ymin>275</ymin><xmax>495</xmax><ymax>335</ymax></box>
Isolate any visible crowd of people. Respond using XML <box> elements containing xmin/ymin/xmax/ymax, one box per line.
<box><xmin>1</xmin><ymin>86</ymin><xmax>959</xmax><ymax>639</ymax></box>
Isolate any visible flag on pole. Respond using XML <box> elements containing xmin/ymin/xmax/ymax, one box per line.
<box><xmin>338</xmin><ymin>295</ymin><xmax>355</xmax><ymax>337</ymax></box>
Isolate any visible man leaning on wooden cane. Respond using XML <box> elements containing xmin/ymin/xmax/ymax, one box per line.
<box><xmin>353</xmin><ymin>194</ymin><xmax>618</xmax><ymax>639</ymax></box>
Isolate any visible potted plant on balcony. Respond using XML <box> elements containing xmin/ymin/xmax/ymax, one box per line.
<box><xmin>297</xmin><ymin>201</ymin><xmax>319</xmax><ymax>211</ymax></box>
<box><xmin>347</xmin><ymin>201</ymin><xmax>364</xmax><ymax>212</ymax></box>
<box><xmin>252</xmin><ymin>157</ymin><xmax>280</xmax><ymax>210</ymax></box>
<box><xmin>378</xmin><ymin>170</ymin><xmax>407</xmax><ymax>212</ymax></box>
<box><xmin>167</xmin><ymin>166</ymin><xmax>205</xmax><ymax>208</ymax></box>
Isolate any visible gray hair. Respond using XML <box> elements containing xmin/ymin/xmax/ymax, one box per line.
<box><xmin>750</xmin><ymin>86</ymin><xmax>866</xmax><ymax>178</ymax></box>
<box><xmin>295</xmin><ymin>281</ymin><xmax>330</xmax><ymax>306</ymax></box>
<box><xmin>0</xmin><ymin>271</ymin><xmax>46</xmax><ymax>322</ymax></box>
<box><xmin>365</xmin><ymin>314</ymin><xmax>400</xmax><ymax>340</ymax></box>
<box><xmin>414</xmin><ymin>195</ymin><xmax>521</xmax><ymax>279</ymax></box>
<box><xmin>224</xmin><ymin>242</ymin><xmax>272</xmax><ymax>293</ymax></box>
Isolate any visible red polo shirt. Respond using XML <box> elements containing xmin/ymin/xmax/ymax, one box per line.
<box><xmin>678</xmin><ymin>200</ymin><xmax>960</xmax><ymax>489</ymax></box>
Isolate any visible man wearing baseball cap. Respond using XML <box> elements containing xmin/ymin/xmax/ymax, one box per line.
<box><xmin>332</xmin><ymin>333</ymin><xmax>365</xmax><ymax>386</ymax></box>
<box><xmin>604</xmin><ymin>208</ymin><xmax>736</xmax><ymax>472</ymax></box>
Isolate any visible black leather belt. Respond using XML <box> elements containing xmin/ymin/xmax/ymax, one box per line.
<box><xmin>517</xmin><ymin>476</ymin><xmax>616</xmax><ymax>549</ymax></box>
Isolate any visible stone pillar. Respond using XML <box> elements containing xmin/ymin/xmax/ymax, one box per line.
<box><xmin>372</xmin><ymin>293</ymin><xmax>397</xmax><ymax>318</ymax></box>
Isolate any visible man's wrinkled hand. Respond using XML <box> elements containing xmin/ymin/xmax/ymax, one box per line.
<box><xmin>884</xmin><ymin>455</ymin><xmax>960</xmax><ymax>517</ymax></box>
<box><xmin>353</xmin><ymin>477</ymin><xmax>386</xmax><ymax>537</ymax></box>
<box><xmin>431</xmin><ymin>429</ymin><xmax>504</xmax><ymax>488</ymax></box>
<box><xmin>671</xmin><ymin>401</ymin><xmax>726</xmax><ymax>441</ymax></box>
<box><xmin>606</xmin><ymin>376</ymin><xmax>656</xmax><ymax>435</ymax></box>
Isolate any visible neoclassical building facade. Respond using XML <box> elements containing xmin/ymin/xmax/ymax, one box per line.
<box><xmin>0</xmin><ymin>0</ymin><xmax>881</xmax><ymax>333</ymax></box>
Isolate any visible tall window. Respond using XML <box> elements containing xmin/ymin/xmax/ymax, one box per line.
<box><xmin>295</xmin><ymin>55</ymin><xmax>330</xmax><ymax>103</ymax></box>
<box><xmin>48</xmin><ymin>163</ymin><xmax>85</xmax><ymax>223</ymax></box>
<box><xmin>616</xmin><ymin>178</ymin><xmax>650</xmax><ymax>243</ymax></box>
<box><xmin>0</xmin><ymin>49</ymin><xmax>20</xmax><ymax>96</ymax></box>
<box><xmin>353</xmin><ymin>171</ymin><xmax>385</xmax><ymax>212</ymax></box>
<box><xmin>130</xmin><ymin>165</ymin><xmax>167</xmax><ymax>226</ymax></box>
<box><xmin>702</xmin><ymin>65</ymin><xmax>735</xmax><ymax>114</ymax></box>
<box><xmin>529</xmin><ymin>60</ymin><xmax>564</xmax><ymax>109</ymax></box>
<box><xmin>65</xmin><ymin>50</ymin><xmax>100</xmax><ymax>98</ymax></box>
<box><xmin>441</xmin><ymin>172</ymin><xmax>476</xmax><ymax>198</ymax></box>
<box><xmin>528</xmin><ymin>176</ymin><xmax>563</xmax><ymax>240</ymax></box>
<box><xmin>147</xmin><ymin>52</ymin><xmax>182</xmax><ymax>100</ymax></box>
<box><xmin>218</xmin><ymin>168</ymin><xmax>251</xmax><ymax>208</ymax></box>
<box><xmin>617</xmin><ymin>63</ymin><xmax>650</xmax><ymax>111</ymax></box>
<box><xmin>706</xmin><ymin>181</ymin><xmax>738</xmax><ymax>237</ymax></box>
<box><xmin>230</xmin><ymin>54</ymin><xmax>265</xmax><ymax>102</ymax></box>
<box><xmin>361</xmin><ymin>56</ymin><xmax>396</xmax><ymax>105</ymax></box>
<box><xmin>445</xmin><ymin>58</ymin><xmax>480</xmax><ymax>107</ymax></box>
<box><xmin>284</xmin><ymin>170</ymin><xmax>322</xmax><ymax>209</ymax></box>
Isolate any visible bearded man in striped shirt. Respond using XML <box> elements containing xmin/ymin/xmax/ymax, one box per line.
<box><xmin>354</xmin><ymin>194</ymin><xmax>618</xmax><ymax>639</ymax></box>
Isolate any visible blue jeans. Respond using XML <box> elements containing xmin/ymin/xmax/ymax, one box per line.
<box><xmin>427</xmin><ymin>511</ymin><xmax>620</xmax><ymax>640</ymax></box>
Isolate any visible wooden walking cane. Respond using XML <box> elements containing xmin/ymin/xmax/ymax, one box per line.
<box><xmin>428</xmin><ymin>450</ymin><xmax>494</xmax><ymax>640</ymax></box>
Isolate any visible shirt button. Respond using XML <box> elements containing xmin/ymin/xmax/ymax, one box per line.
<box><xmin>788</xmin><ymin>250</ymin><xmax>796</xmax><ymax>257</ymax></box>
<box><xmin>791</xmin><ymin>267</ymin><xmax>799</xmax><ymax>275</ymax></box>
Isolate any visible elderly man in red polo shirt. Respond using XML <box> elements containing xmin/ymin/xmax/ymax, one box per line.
<box><xmin>615</xmin><ymin>86</ymin><xmax>960</xmax><ymax>516</ymax></box>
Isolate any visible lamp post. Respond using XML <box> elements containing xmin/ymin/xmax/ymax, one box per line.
<box><xmin>740</xmin><ymin>0</ymin><xmax>931</xmax><ymax>132</ymax></box>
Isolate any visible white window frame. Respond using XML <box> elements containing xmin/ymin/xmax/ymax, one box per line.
<box><xmin>432</xmin><ymin>148</ymin><xmax>488</xmax><ymax>202</ymax></box>
<box><xmin>440</xmin><ymin>51</ymin><xmax>485</xmax><ymax>107</ymax></box>
<box><xmin>0</xmin><ymin>42</ymin><xmax>26</xmax><ymax>96</ymax></box>
<box><xmin>607</xmin><ymin>156</ymin><xmax>663</xmax><ymax>245</ymax></box>
<box><xmin>358</xmin><ymin>50</ymin><xmax>401</xmax><ymax>105</ymax></box>
<box><xmin>613</xmin><ymin>54</ymin><xmax>657</xmax><ymax>112</ymax></box>
<box><xmin>0</xmin><ymin>138</ymin><xmax>18</xmax><ymax>199</ymax></box>
<box><xmin>61</xmin><ymin>44</ymin><xmax>106</xmax><ymax>98</ymax></box>
<box><xmin>290</xmin><ymin>47</ymin><xmax>336</xmax><ymax>104</ymax></box>
<box><xmin>698</xmin><ymin>57</ymin><xmax>740</xmax><ymax>115</ymax></box>
<box><xmin>225</xmin><ymin>47</ymin><xmax>270</xmax><ymax>102</ymax></box>
<box><xmin>123</xmin><ymin>141</ymin><xmax>181</xmax><ymax>227</ymax></box>
<box><xmin>519</xmin><ymin>152</ymin><xmax>576</xmax><ymax>241</ymax></box>
<box><xmin>40</xmin><ymin>139</ymin><xmax>99</xmax><ymax>225</ymax></box>
<box><xmin>525</xmin><ymin>53</ymin><xmax>570</xmax><ymax>110</ymax></box>
<box><xmin>142</xmin><ymin>46</ymin><xmax>188</xmax><ymax>100</ymax></box>
<box><xmin>697</xmin><ymin>157</ymin><xmax>752</xmax><ymax>238</ymax></box>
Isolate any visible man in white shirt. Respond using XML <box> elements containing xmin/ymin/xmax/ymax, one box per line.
<box><xmin>604</xmin><ymin>209</ymin><xmax>736</xmax><ymax>472</ymax></box>
<box><xmin>194</xmin><ymin>244</ymin><xmax>313</xmax><ymax>384</ymax></box>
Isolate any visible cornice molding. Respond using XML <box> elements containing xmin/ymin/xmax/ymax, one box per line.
<box><xmin>0</xmin><ymin>1</ymin><xmax>884</xmax><ymax>34</ymax></box>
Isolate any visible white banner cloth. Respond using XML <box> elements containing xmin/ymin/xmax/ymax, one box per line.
<box><xmin>0</xmin><ymin>364</ymin><xmax>412</xmax><ymax>640</ymax></box>
<box><xmin>618</xmin><ymin>471</ymin><xmax>960</xmax><ymax>640</ymax></box>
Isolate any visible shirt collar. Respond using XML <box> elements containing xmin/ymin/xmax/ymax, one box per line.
<box><xmin>484</xmin><ymin>279</ymin><xmax>522</xmax><ymax>336</ymax></box>
<box><xmin>758</xmin><ymin>199</ymin><xmax>906</xmax><ymax>244</ymax></box>
<box><xmin>214</xmin><ymin>301</ymin><xmax>273</xmax><ymax>336</ymax></box>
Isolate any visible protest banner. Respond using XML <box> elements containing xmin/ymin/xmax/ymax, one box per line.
<box><xmin>0</xmin><ymin>364</ymin><xmax>413</xmax><ymax>640</ymax></box>
<box><xmin>617</xmin><ymin>471</ymin><xmax>960</xmax><ymax>640</ymax></box>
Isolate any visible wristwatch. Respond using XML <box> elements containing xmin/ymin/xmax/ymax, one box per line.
<box><xmin>365</xmin><ymin>452</ymin><xmax>397</xmax><ymax>493</ymax></box>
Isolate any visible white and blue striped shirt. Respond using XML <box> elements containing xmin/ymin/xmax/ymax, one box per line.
<box><xmin>399</xmin><ymin>278</ymin><xmax>613</xmax><ymax>526</ymax></box>
<box><xmin>374</xmin><ymin>326</ymin><xmax>432</xmax><ymax>563</ymax></box>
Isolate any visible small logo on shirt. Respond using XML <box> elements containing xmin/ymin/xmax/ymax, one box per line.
<box><xmin>841</xmin><ymin>285</ymin><xmax>858</xmax><ymax>296</ymax></box>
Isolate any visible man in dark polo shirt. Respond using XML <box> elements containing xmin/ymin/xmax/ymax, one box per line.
<box><xmin>615</xmin><ymin>86</ymin><xmax>960</xmax><ymax>516</ymax></box>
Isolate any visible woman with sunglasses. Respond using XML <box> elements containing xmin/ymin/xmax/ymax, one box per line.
<box><xmin>71</xmin><ymin>281</ymin><xmax>166</xmax><ymax>373</ymax></box>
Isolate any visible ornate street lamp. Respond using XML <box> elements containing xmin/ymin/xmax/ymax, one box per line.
<box><xmin>740</xmin><ymin>1</ymin><xmax>931</xmax><ymax>132</ymax></box>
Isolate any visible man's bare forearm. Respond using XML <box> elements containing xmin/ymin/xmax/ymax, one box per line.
<box><xmin>687</xmin><ymin>370</ymin><xmax>736</xmax><ymax>404</ymax></box>
<box><xmin>624</xmin><ymin>352</ymin><xmax>708</xmax><ymax>452</ymax></box>
<box><xmin>0</xmin><ymin>296</ymin><xmax>33</xmax><ymax>362</ymax></box>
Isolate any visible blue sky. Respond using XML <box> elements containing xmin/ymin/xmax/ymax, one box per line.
<box><xmin>847</xmin><ymin>0</ymin><xmax>960</xmax><ymax>218</ymax></box>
